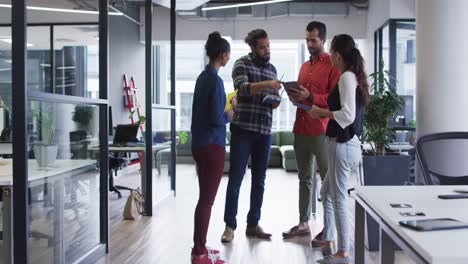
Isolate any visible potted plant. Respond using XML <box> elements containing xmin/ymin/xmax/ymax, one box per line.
<box><xmin>72</xmin><ymin>105</ymin><xmax>95</xmax><ymax>133</ymax></box>
<box><xmin>32</xmin><ymin>103</ymin><xmax>57</xmax><ymax>168</ymax></box>
<box><xmin>362</xmin><ymin>60</ymin><xmax>411</xmax><ymax>251</ymax></box>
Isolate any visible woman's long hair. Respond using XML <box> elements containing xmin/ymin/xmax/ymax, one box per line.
<box><xmin>331</xmin><ymin>34</ymin><xmax>369</xmax><ymax>106</ymax></box>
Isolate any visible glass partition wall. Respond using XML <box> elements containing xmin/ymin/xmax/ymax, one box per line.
<box><xmin>0</xmin><ymin>0</ymin><xmax>109</xmax><ymax>263</ymax></box>
<box><xmin>2</xmin><ymin>0</ymin><xmax>178</xmax><ymax>261</ymax></box>
<box><xmin>0</xmin><ymin>1</ymin><xmax>13</xmax><ymax>262</ymax></box>
<box><xmin>25</xmin><ymin>0</ymin><xmax>108</xmax><ymax>262</ymax></box>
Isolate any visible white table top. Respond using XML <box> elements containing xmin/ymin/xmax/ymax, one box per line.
<box><xmin>355</xmin><ymin>185</ymin><xmax>468</xmax><ymax>264</ymax></box>
<box><xmin>0</xmin><ymin>159</ymin><xmax>96</xmax><ymax>186</ymax></box>
<box><xmin>89</xmin><ymin>142</ymin><xmax>171</xmax><ymax>153</ymax></box>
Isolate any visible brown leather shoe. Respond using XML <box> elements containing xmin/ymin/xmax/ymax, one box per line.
<box><xmin>282</xmin><ymin>225</ymin><xmax>311</xmax><ymax>239</ymax></box>
<box><xmin>221</xmin><ymin>227</ymin><xmax>235</xmax><ymax>243</ymax></box>
<box><xmin>246</xmin><ymin>225</ymin><xmax>272</xmax><ymax>240</ymax></box>
<box><xmin>311</xmin><ymin>230</ymin><xmax>325</xmax><ymax>247</ymax></box>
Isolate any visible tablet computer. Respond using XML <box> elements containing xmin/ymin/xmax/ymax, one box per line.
<box><xmin>282</xmin><ymin>81</ymin><xmax>300</xmax><ymax>91</ymax></box>
<box><xmin>292</xmin><ymin>102</ymin><xmax>311</xmax><ymax>111</ymax></box>
<box><xmin>399</xmin><ymin>218</ymin><xmax>468</xmax><ymax>231</ymax></box>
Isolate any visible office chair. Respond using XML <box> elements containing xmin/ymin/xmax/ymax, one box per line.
<box><xmin>109</xmin><ymin>154</ymin><xmax>133</xmax><ymax>199</ymax></box>
<box><xmin>416</xmin><ymin>132</ymin><xmax>468</xmax><ymax>185</ymax></box>
<box><xmin>69</xmin><ymin>130</ymin><xmax>88</xmax><ymax>159</ymax></box>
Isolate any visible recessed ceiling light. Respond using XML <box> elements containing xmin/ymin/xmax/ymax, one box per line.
<box><xmin>0</xmin><ymin>4</ymin><xmax>123</xmax><ymax>16</ymax></box>
<box><xmin>202</xmin><ymin>0</ymin><xmax>293</xmax><ymax>11</ymax></box>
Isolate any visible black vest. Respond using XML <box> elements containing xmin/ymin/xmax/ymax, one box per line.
<box><xmin>326</xmin><ymin>83</ymin><xmax>364</xmax><ymax>143</ymax></box>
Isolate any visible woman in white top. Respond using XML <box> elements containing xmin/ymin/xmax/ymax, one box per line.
<box><xmin>308</xmin><ymin>34</ymin><xmax>369</xmax><ymax>264</ymax></box>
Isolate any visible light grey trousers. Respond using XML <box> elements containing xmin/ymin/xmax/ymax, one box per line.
<box><xmin>321</xmin><ymin>136</ymin><xmax>361</xmax><ymax>251</ymax></box>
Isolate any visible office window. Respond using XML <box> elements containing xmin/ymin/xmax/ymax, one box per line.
<box><xmin>179</xmin><ymin>93</ymin><xmax>193</xmax><ymax>130</ymax></box>
<box><xmin>375</xmin><ymin>20</ymin><xmax>416</xmax><ymax>126</ymax></box>
<box><xmin>157</xmin><ymin>40</ymin><xmax>370</xmax><ymax>132</ymax></box>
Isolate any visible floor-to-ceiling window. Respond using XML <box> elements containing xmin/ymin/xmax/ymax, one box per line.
<box><xmin>157</xmin><ymin>39</ymin><xmax>368</xmax><ymax>132</ymax></box>
<box><xmin>375</xmin><ymin>19</ymin><xmax>416</xmax><ymax>142</ymax></box>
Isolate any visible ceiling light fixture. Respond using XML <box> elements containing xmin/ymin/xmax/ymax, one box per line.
<box><xmin>201</xmin><ymin>0</ymin><xmax>293</xmax><ymax>11</ymax></box>
<box><xmin>0</xmin><ymin>38</ymin><xmax>34</xmax><ymax>47</ymax></box>
<box><xmin>0</xmin><ymin>4</ymin><xmax>123</xmax><ymax>16</ymax></box>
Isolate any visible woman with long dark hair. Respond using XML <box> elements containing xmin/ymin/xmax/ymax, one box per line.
<box><xmin>190</xmin><ymin>31</ymin><xmax>234</xmax><ymax>264</ymax></box>
<box><xmin>308</xmin><ymin>34</ymin><xmax>369</xmax><ymax>264</ymax></box>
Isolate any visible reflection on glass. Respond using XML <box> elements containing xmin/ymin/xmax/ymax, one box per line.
<box><xmin>27</xmin><ymin>26</ymin><xmax>51</xmax><ymax>93</ymax></box>
<box><xmin>28</xmin><ymin>101</ymin><xmax>100</xmax><ymax>264</ymax></box>
<box><xmin>396</xmin><ymin>22</ymin><xmax>416</xmax><ymax>96</ymax></box>
<box><xmin>151</xmin><ymin>108</ymin><xmax>174</xmax><ymax>205</ymax></box>
<box><xmin>54</xmin><ymin>25</ymin><xmax>99</xmax><ymax>98</ymax></box>
<box><xmin>0</xmin><ymin>2</ymin><xmax>12</xmax><ymax>263</ymax></box>
<box><xmin>382</xmin><ymin>25</ymin><xmax>390</xmax><ymax>72</ymax></box>
<box><xmin>0</xmin><ymin>26</ymin><xmax>12</xmax><ymax>120</ymax></box>
<box><xmin>23</xmin><ymin>24</ymin><xmax>99</xmax><ymax>98</ymax></box>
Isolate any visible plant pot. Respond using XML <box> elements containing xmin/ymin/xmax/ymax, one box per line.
<box><xmin>33</xmin><ymin>144</ymin><xmax>58</xmax><ymax>168</ymax></box>
<box><xmin>362</xmin><ymin>154</ymin><xmax>411</xmax><ymax>251</ymax></box>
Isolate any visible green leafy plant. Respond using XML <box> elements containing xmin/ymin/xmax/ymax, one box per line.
<box><xmin>364</xmin><ymin>60</ymin><xmax>404</xmax><ymax>155</ymax></box>
<box><xmin>72</xmin><ymin>105</ymin><xmax>94</xmax><ymax>126</ymax></box>
<box><xmin>177</xmin><ymin>131</ymin><xmax>188</xmax><ymax>145</ymax></box>
<box><xmin>408</xmin><ymin>120</ymin><xmax>416</xmax><ymax>128</ymax></box>
<box><xmin>31</xmin><ymin>103</ymin><xmax>56</xmax><ymax>145</ymax></box>
<box><xmin>129</xmin><ymin>111</ymin><xmax>145</xmax><ymax>125</ymax></box>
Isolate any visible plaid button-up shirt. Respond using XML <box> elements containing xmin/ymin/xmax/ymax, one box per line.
<box><xmin>231</xmin><ymin>54</ymin><xmax>278</xmax><ymax>135</ymax></box>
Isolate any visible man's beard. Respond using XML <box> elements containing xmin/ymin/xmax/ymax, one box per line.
<box><xmin>253</xmin><ymin>53</ymin><xmax>270</xmax><ymax>65</ymax></box>
<box><xmin>308</xmin><ymin>47</ymin><xmax>322</xmax><ymax>57</ymax></box>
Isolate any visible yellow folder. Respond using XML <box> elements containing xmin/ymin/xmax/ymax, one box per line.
<box><xmin>224</xmin><ymin>90</ymin><xmax>238</xmax><ymax>112</ymax></box>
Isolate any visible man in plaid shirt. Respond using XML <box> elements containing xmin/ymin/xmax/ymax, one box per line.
<box><xmin>222</xmin><ymin>29</ymin><xmax>281</xmax><ymax>243</ymax></box>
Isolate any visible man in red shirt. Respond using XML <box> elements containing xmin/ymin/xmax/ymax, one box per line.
<box><xmin>282</xmin><ymin>21</ymin><xmax>340</xmax><ymax>247</ymax></box>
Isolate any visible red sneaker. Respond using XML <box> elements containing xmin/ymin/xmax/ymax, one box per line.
<box><xmin>191</xmin><ymin>254</ymin><xmax>225</xmax><ymax>264</ymax></box>
<box><xmin>207</xmin><ymin>247</ymin><xmax>220</xmax><ymax>256</ymax></box>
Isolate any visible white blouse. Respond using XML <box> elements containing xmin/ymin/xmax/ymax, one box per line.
<box><xmin>332</xmin><ymin>71</ymin><xmax>358</xmax><ymax>129</ymax></box>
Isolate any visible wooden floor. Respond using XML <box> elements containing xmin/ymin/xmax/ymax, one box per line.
<box><xmin>97</xmin><ymin>164</ymin><xmax>415</xmax><ymax>264</ymax></box>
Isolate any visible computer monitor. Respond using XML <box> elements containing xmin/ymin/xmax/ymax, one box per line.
<box><xmin>113</xmin><ymin>124</ymin><xmax>139</xmax><ymax>144</ymax></box>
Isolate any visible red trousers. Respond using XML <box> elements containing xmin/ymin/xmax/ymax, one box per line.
<box><xmin>192</xmin><ymin>144</ymin><xmax>225</xmax><ymax>255</ymax></box>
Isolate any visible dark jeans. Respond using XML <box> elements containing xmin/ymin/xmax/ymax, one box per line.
<box><xmin>192</xmin><ymin>144</ymin><xmax>225</xmax><ymax>255</ymax></box>
<box><xmin>224</xmin><ymin>124</ymin><xmax>272</xmax><ymax>230</ymax></box>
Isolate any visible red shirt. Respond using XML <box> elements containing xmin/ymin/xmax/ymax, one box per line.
<box><xmin>293</xmin><ymin>53</ymin><xmax>340</xmax><ymax>136</ymax></box>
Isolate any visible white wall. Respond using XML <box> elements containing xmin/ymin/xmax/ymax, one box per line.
<box><xmin>141</xmin><ymin>6</ymin><xmax>368</xmax><ymax>42</ymax></box>
<box><xmin>109</xmin><ymin>8</ymin><xmax>146</xmax><ymax>129</ymax></box>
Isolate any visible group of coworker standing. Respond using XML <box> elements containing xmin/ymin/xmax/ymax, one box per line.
<box><xmin>190</xmin><ymin>21</ymin><xmax>370</xmax><ymax>264</ymax></box>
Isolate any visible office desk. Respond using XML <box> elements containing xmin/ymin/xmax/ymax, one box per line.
<box><xmin>354</xmin><ymin>186</ymin><xmax>468</xmax><ymax>264</ymax></box>
<box><xmin>0</xmin><ymin>159</ymin><xmax>96</xmax><ymax>264</ymax></box>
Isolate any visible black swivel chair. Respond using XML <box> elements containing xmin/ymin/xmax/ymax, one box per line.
<box><xmin>109</xmin><ymin>154</ymin><xmax>133</xmax><ymax>198</ymax></box>
<box><xmin>416</xmin><ymin>132</ymin><xmax>468</xmax><ymax>185</ymax></box>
